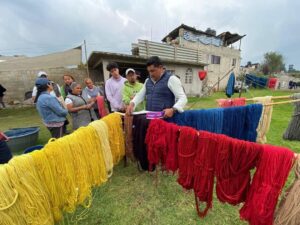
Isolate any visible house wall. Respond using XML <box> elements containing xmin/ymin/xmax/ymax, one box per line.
<box><xmin>179</xmin><ymin>38</ymin><xmax>241</xmax><ymax>89</ymax></box>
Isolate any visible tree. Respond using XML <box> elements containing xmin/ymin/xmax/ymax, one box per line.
<box><xmin>261</xmin><ymin>52</ymin><xmax>285</xmax><ymax>74</ymax></box>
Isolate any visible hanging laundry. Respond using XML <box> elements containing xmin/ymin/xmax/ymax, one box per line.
<box><xmin>217</xmin><ymin>97</ymin><xmax>246</xmax><ymax>108</ymax></box>
<box><xmin>252</xmin><ymin>96</ymin><xmax>273</xmax><ymax>144</ymax></box>
<box><xmin>240</xmin><ymin>145</ymin><xmax>294</xmax><ymax>225</ymax></box>
<box><xmin>282</xmin><ymin>93</ymin><xmax>300</xmax><ymax>141</ymax></box>
<box><xmin>275</xmin><ymin>157</ymin><xmax>300</xmax><ymax>225</ymax></box>
<box><xmin>225</xmin><ymin>72</ymin><xmax>235</xmax><ymax>97</ymax></box>
<box><xmin>132</xmin><ymin>114</ymin><xmax>151</xmax><ymax>170</ymax></box>
<box><xmin>268</xmin><ymin>78</ymin><xmax>278</xmax><ymax>89</ymax></box>
<box><xmin>245</xmin><ymin>74</ymin><xmax>268</xmax><ymax>88</ymax></box>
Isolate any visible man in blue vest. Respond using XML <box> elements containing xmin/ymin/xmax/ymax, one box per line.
<box><xmin>126</xmin><ymin>56</ymin><xmax>187</xmax><ymax>118</ymax></box>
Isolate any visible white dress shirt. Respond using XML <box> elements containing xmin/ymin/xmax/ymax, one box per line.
<box><xmin>131</xmin><ymin>75</ymin><xmax>187</xmax><ymax>112</ymax></box>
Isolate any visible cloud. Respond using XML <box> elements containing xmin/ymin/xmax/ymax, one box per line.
<box><xmin>0</xmin><ymin>0</ymin><xmax>299</xmax><ymax>68</ymax></box>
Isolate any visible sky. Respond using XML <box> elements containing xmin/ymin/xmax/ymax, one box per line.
<box><xmin>0</xmin><ymin>0</ymin><xmax>299</xmax><ymax>69</ymax></box>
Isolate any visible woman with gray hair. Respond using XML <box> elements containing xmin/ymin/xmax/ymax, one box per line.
<box><xmin>65</xmin><ymin>82</ymin><xmax>97</xmax><ymax>130</ymax></box>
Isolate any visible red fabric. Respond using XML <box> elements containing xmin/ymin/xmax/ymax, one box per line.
<box><xmin>177</xmin><ymin>126</ymin><xmax>198</xmax><ymax>190</ymax></box>
<box><xmin>96</xmin><ymin>96</ymin><xmax>108</xmax><ymax>117</ymax></box>
<box><xmin>268</xmin><ymin>78</ymin><xmax>278</xmax><ymax>89</ymax></box>
<box><xmin>193</xmin><ymin>131</ymin><xmax>219</xmax><ymax>217</ymax></box>
<box><xmin>240</xmin><ymin>145</ymin><xmax>294</xmax><ymax>225</ymax></box>
<box><xmin>215</xmin><ymin>135</ymin><xmax>262</xmax><ymax>205</ymax></box>
<box><xmin>217</xmin><ymin>98</ymin><xmax>246</xmax><ymax>108</ymax></box>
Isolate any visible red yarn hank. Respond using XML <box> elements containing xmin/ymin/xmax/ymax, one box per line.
<box><xmin>193</xmin><ymin>130</ymin><xmax>219</xmax><ymax>217</ymax></box>
<box><xmin>239</xmin><ymin>144</ymin><xmax>295</xmax><ymax>225</ymax></box>
<box><xmin>177</xmin><ymin>126</ymin><xmax>198</xmax><ymax>190</ymax></box>
<box><xmin>215</xmin><ymin>135</ymin><xmax>262</xmax><ymax>205</ymax></box>
<box><xmin>145</xmin><ymin>119</ymin><xmax>167</xmax><ymax>171</ymax></box>
<box><xmin>165</xmin><ymin>122</ymin><xmax>180</xmax><ymax>172</ymax></box>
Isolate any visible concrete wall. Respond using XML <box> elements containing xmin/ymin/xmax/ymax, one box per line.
<box><xmin>0</xmin><ymin>67</ymin><xmax>99</xmax><ymax>103</ymax></box>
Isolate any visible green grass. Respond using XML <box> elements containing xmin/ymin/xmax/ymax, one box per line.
<box><xmin>0</xmin><ymin>89</ymin><xmax>299</xmax><ymax>225</ymax></box>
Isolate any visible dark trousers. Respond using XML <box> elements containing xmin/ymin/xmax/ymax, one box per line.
<box><xmin>0</xmin><ymin>96</ymin><xmax>5</xmax><ymax>108</ymax></box>
<box><xmin>47</xmin><ymin>126</ymin><xmax>63</xmax><ymax>138</ymax></box>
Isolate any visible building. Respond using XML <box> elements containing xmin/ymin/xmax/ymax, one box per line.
<box><xmin>161</xmin><ymin>24</ymin><xmax>245</xmax><ymax>88</ymax></box>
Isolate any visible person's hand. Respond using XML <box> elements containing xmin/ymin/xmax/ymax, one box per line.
<box><xmin>86</xmin><ymin>103</ymin><xmax>93</xmax><ymax>109</ymax></box>
<box><xmin>126</xmin><ymin>102</ymin><xmax>135</xmax><ymax>116</ymax></box>
<box><xmin>163</xmin><ymin>108</ymin><xmax>175</xmax><ymax>118</ymax></box>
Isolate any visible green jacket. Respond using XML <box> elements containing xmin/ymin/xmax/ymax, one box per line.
<box><xmin>122</xmin><ymin>81</ymin><xmax>145</xmax><ymax>112</ymax></box>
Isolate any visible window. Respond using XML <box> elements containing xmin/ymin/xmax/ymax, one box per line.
<box><xmin>211</xmin><ymin>55</ymin><xmax>221</xmax><ymax>64</ymax></box>
<box><xmin>185</xmin><ymin>68</ymin><xmax>193</xmax><ymax>84</ymax></box>
<box><xmin>232</xmin><ymin>58</ymin><xmax>236</xmax><ymax>67</ymax></box>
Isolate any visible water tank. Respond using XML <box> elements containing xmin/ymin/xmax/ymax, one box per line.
<box><xmin>205</xmin><ymin>28</ymin><xmax>216</xmax><ymax>36</ymax></box>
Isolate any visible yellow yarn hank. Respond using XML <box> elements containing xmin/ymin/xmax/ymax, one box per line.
<box><xmin>275</xmin><ymin>157</ymin><xmax>300</xmax><ymax>225</ymax></box>
<box><xmin>253</xmin><ymin>96</ymin><xmax>273</xmax><ymax>144</ymax></box>
<box><xmin>0</xmin><ymin>166</ymin><xmax>27</xmax><ymax>225</ymax></box>
<box><xmin>2</xmin><ymin>154</ymin><xmax>54</xmax><ymax>225</ymax></box>
<box><xmin>42</xmin><ymin>138</ymin><xmax>78</xmax><ymax>213</ymax></box>
<box><xmin>72</xmin><ymin>126</ymin><xmax>107</xmax><ymax>189</ymax></box>
<box><xmin>90</xmin><ymin>120</ymin><xmax>114</xmax><ymax>177</ymax></box>
<box><xmin>101</xmin><ymin>113</ymin><xmax>125</xmax><ymax>165</ymax></box>
<box><xmin>30</xmin><ymin>149</ymin><xmax>63</xmax><ymax>222</ymax></box>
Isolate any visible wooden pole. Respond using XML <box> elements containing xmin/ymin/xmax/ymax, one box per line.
<box><xmin>264</xmin><ymin>99</ymin><xmax>300</xmax><ymax>106</ymax></box>
<box><xmin>84</xmin><ymin>40</ymin><xmax>90</xmax><ymax>78</ymax></box>
<box><xmin>246</xmin><ymin>95</ymin><xmax>292</xmax><ymax>101</ymax></box>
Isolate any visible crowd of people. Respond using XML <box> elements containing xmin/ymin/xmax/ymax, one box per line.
<box><xmin>30</xmin><ymin>56</ymin><xmax>188</xmax><ymax>139</ymax></box>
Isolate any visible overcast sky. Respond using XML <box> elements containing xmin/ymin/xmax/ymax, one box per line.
<box><xmin>0</xmin><ymin>0</ymin><xmax>299</xmax><ymax>68</ymax></box>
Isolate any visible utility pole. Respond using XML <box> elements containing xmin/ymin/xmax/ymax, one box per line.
<box><xmin>84</xmin><ymin>40</ymin><xmax>90</xmax><ymax>78</ymax></box>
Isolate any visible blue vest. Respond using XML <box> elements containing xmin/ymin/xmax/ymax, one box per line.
<box><xmin>145</xmin><ymin>72</ymin><xmax>175</xmax><ymax>111</ymax></box>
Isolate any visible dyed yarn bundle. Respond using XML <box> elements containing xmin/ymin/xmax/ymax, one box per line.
<box><xmin>240</xmin><ymin>145</ymin><xmax>294</xmax><ymax>225</ymax></box>
<box><xmin>169</xmin><ymin>108</ymin><xmax>224</xmax><ymax>133</ymax></box>
<box><xmin>168</xmin><ymin>104</ymin><xmax>262</xmax><ymax>142</ymax></box>
<box><xmin>102</xmin><ymin>113</ymin><xmax>125</xmax><ymax>165</ymax></box>
<box><xmin>215</xmin><ymin>135</ymin><xmax>262</xmax><ymax>205</ymax></box>
<box><xmin>146</xmin><ymin>119</ymin><xmax>295</xmax><ymax>225</ymax></box>
<box><xmin>132</xmin><ymin>114</ymin><xmax>150</xmax><ymax>170</ymax></box>
<box><xmin>90</xmin><ymin>120</ymin><xmax>114</xmax><ymax>177</ymax></box>
<box><xmin>252</xmin><ymin>96</ymin><xmax>273</xmax><ymax>144</ymax></box>
<box><xmin>0</xmin><ymin>113</ymin><xmax>125</xmax><ymax>224</ymax></box>
<box><xmin>275</xmin><ymin>157</ymin><xmax>300</xmax><ymax>225</ymax></box>
<box><xmin>283</xmin><ymin>93</ymin><xmax>300</xmax><ymax>141</ymax></box>
<box><xmin>0</xmin><ymin>155</ymin><xmax>54</xmax><ymax>225</ymax></box>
